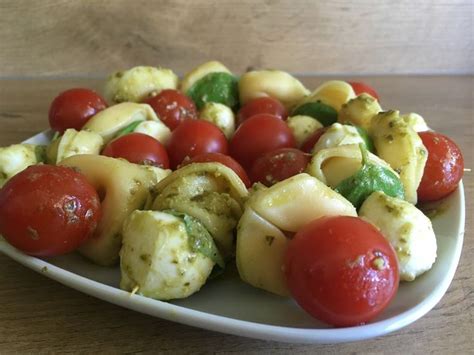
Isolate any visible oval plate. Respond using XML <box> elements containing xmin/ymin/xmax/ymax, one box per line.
<box><xmin>0</xmin><ymin>131</ymin><xmax>465</xmax><ymax>344</ymax></box>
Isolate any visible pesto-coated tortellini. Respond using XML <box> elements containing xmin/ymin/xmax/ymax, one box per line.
<box><xmin>199</xmin><ymin>102</ymin><xmax>235</xmax><ymax>139</ymax></box>
<box><xmin>401</xmin><ymin>112</ymin><xmax>430</xmax><ymax>132</ymax></box>
<box><xmin>120</xmin><ymin>210</ymin><xmax>219</xmax><ymax>300</ymax></box>
<box><xmin>0</xmin><ymin>144</ymin><xmax>45</xmax><ymax>186</ymax></box>
<box><xmin>286</xmin><ymin>115</ymin><xmax>323</xmax><ymax>147</ymax></box>
<box><xmin>311</xmin><ymin>123</ymin><xmax>370</xmax><ymax>154</ymax></box>
<box><xmin>46</xmin><ymin>129</ymin><xmax>103</xmax><ymax>164</ymax></box>
<box><xmin>104</xmin><ymin>66</ymin><xmax>178</xmax><ymax>104</ymax></box>
<box><xmin>338</xmin><ymin>93</ymin><xmax>382</xmax><ymax>130</ymax></box>
<box><xmin>238</xmin><ymin>70</ymin><xmax>310</xmax><ymax>110</ymax></box>
<box><xmin>236</xmin><ymin>173</ymin><xmax>357</xmax><ymax>296</ymax></box>
<box><xmin>83</xmin><ymin>102</ymin><xmax>171</xmax><ymax>144</ymax></box>
<box><xmin>360</xmin><ymin>191</ymin><xmax>437</xmax><ymax>281</ymax></box>
<box><xmin>181</xmin><ymin>61</ymin><xmax>238</xmax><ymax>110</ymax></box>
<box><xmin>301</xmin><ymin>80</ymin><xmax>356</xmax><ymax>112</ymax></box>
<box><xmin>307</xmin><ymin>143</ymin><xmax>398</xmax><ymax>188</ymax></box>
<box><xmin>370</xmin><ymin>110</ymin><xmax>428</xmax><ymax>204</ymax></box>
<box><xmin>60</xmin><ymin>154</ymin><xmax>171</xmax><ymax>266</ymax></box>
<box><xmin>152</xmin><ymin>162</ymin><xmax>248</xmax><ymax>258</ymax></box>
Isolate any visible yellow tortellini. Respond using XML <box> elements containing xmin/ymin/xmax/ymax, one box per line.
<box><xmin>360</xmin><ymin>191</ymin><xmax>437</xmax><ymax>281</ymax></box>
<box><xmin>338</xmin><ymin>93</ymin><xmax>382</xmax><ymax>130</ymax></box>
<box><xmin>307</xmin><ymin>144</ymin><xmax>398</xmax><ymax>188</ymax></box>
<box><xmin>236</xmin><ymin>173</ymin><xmax>356</xmax><ymax>296</ymax></box>
<box><xmin>238</xmin><ymin>70</ymin><xmax>310</xmax><ymax>110</ymax></box>
<box><xmin>60</xmin><ymin>154</ymin><xmax>171</xmax><ymax>266</ymax></box>
<box><xmin>311</xmin><ymin>123</ymin><xmax>365</xmax><ymax>154</ymax></box>
<box><xmin>47</xmin><ymin>129</ymin><xmax>103</xmax><ymax>164</ymax></box>
<box><xmin>82</xmin><ymin>102</ymin><xmax>171</xmax><ymax>144</ymax></box>
<box><xmin>301</xmin><ymin>80</ymin><xmax>356</xmax><ymax>112</ymax></box>
<box><xmin>152</xmin><ymin>162</ymin><xmax>248</xmax><ymax>258</ymax></box>
<box><xmin>401</xmin><ymin>112</ymin><xmax>430</xmax><ymax>132</ymax></box>
<box><xmin>180</xmin><ymin>60</ymin><xmax>232</xmax><ymax>94</ymax></box>
<box><xmin>0</xmin><ymin>144</ymin><xmax>45</xmax><ymax>187</ymax></box>
<box><xmin>199</xmin><ymin>102</ymin><xmax>235</xmax><ymax>139</ymax></box>
<box><xmin>370</xmin><ymin>110</ymin><xmax>428</xmax><ymax>204</ymax></box>
<box><xmin>104</xmin><ymin>66</ymin><xmax>178</xmax><ymax>104</ymax></box>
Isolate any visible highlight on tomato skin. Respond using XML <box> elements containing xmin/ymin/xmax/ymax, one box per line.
<box><xmin>249</xmin><ymin>148</ymin><xmax>310</xmax><ymax>186</ymax></box>
<box><xmin>284</xmin><ymin>216</ymin><xmax>399</xmax><ymax>327</ymax></box>
<box><xmin>48</xmin><ymin>88</ymin><xmax>108</xmax><ymax>134</ymax></box>
<box><xmin>101</xmin><ymin>132</ymin><xmax>170</xmax><ymax>169</ymax></box>
<box><xmin>417</xmin><ymin>131</ymin><xmax>464</xmax><ymax>203</ymax></box>
<box><xmin>0</xmin><ymin>165</ymin><xmax>101</xmax><ymax>257</ymax></box>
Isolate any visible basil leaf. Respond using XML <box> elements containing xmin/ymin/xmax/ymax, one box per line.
<box><xmin>163</xmin><ymin>209</ymin><xmax>225</xmax><ymax>268</ymax></box>
<box><xmin>115</xmin><ymin>120</ymin><xmax>144</xmax><ymax>138</ymax></box>
<box><xmin>187</xmin><ymin>72</ymin><xmax>239</xmax><ymax>110</ymax></box>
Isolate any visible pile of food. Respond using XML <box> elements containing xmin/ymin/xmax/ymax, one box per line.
<box><xmin>0</xmin><ymin>61</ymin><xmax>464</xmax><ymax>327</ymax></box>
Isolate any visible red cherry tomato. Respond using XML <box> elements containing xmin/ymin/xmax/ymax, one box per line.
<box><xmin>237</xmin><ymin>97</ymin><xmax>288</xmax><ymax>125</ymax></box>
<box><xmin>285</xmin><ymin>216</ymin><xmax>399</xmax><ymax>327</ymax></box>
<box><xmin>300</xmin><ymin>127</ymin><xmax>329</xmax><ymax>153</ymax></box>
<box><xmin>0</xmin><ymin>165</ymin><xmax>101</xmax><ymax>257</ymax></box>
<box><xmin>181</xmin><ymin>152</ymin><xmax>251</xmax><ymax>188</ymax></box>
<box><xmin>348</xmin><ymin>82</ymin><xmax>380</xmax><ymax>101</ymax></box>
<box><xmin>167</xmin><ymin>120</ymin><xmax>228</xmax><ymax>169</ymax></box>
<box><xmin>48</xmin><ymin>88</ymin><xmax>108</xmax><ymax>134</ymax></box>
<box><xmin>250</xmin><ymin>148</ymin><xmax>310</xmax><ymax>186</ymax></box>
<box><xmin>230</xmin><ymin>114</ymin><xmax>296</xmax><ymax>170</ymax></box>
<box><xmin>417</xmin><ymin>131</ymin><xmax>464</xmax><ymax>202</ymax></box>
<box><xmin>101</xmin><ymin>133</ymin><xmax>169</xmax><ymax>169</ymax></box>
<box><xmin>143</xmin><ymin>89</ymin><xmax>198</xmax><ymax>130</ymax></box>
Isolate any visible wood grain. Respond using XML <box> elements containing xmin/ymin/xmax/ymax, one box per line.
<box><xmin>0</xmin><ymin>75</ymin><xmax>472</xmax><ymax>353</ymax></box>
<box><xmin>0</xmin><ymin>0</ymin><xmax>472</xmax><ymax>77</ymax></box>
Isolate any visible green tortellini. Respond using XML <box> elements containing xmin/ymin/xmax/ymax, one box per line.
<box><xmin>187</xmin><ymin>72</ymin><xmax>239</xmax><ymax>110</ymax></box>
<box><xmin>291</xmin><ymin>101</ymin><xmax>338</xmax><ymax>127</ymax></box>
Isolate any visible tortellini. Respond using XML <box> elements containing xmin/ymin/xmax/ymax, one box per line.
<box><xmin>286</xmin><ymin>115</ymin><xmax>323</xmax><ymax>147</ymax></box>
<box><xmin>46</xmin><ymin>129</ymin><xmax>103</xmax><ymax>164</ymax></box>
<box><xmin>236</xmin><ymin>173</ymin><xmax>356</xmax><ymax>296</ymax></box>
<box><xmin>311</xmin><ymin>123</ymin><xmax>366</xmax><ymax>154</ymax></box>
<box><xmin>238</xmin><ymin>70</ymin><xmax>310</xmax><ymax>110</ymax></box>
<box><xmin>301</xmin><ymin>80</ymin><xmax>356</xmax><ymax>112</ymax></box>
<box><xmin>83</xmin><ymin>102</ymin><xmax>171</xmax><ymax>144</ymax></box>
<box><xmin>120</xmin><ymin>210</ymin><xmax>216</xmax><ymax>300</ymax></box>
<box><xmin>180</xmin><ymin>61</ymin><xmax>232</xmax><ymax>94</ymax></box>
<box><xmin>104</xmin><ymin>66</ymin><xmax>178</xmax><ymax>104</ymax></box>
<box><xmin>338</xmin><ymin>93</ymin><xmax>382</xmax><ymax>130</ymax></box>
<box><xmin>60</xmin><ymin>155</ymin><xmax>171</xmax><ymax>266</ymax></box>
<box><xmin>370</xmin><ymin>110</ymin><xmax>428</xmax><ymax>204</ymax></box>
<box><xmin>199</xmin><ymin>102</ymin><xmax>235</xmax><ymax>139</ymax></box>
<box><xmin>307</xmin><ymin>143</ymin><xmax>397</xmax><ymax>187</ymax></box>
<box><xmin>0</xmin><ymin>144</ymin><xmax>45</xmax><ymax>186</ymax></box>
<box><xmin>152</xmin><ymin>162</ymin><xmax>248</xmax><ymax>258</ymax></box>
<box><xmin>360</xmin><ymin>191</ymin><xmax>437</xmax><ymax>281</ymax></box>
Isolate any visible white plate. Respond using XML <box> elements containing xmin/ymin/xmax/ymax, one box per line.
<box><xmin>0</xmin><ymin>131</ymin><xmax>465</xmax><ymax>344</ymax></box>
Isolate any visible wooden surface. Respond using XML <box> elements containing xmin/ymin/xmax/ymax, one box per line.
<box><xmin>0</xmin><ymin>75</ymin><xmax>472</xmax><ymax>353</ymax></box>
<box><xmin>0</xmin><ymin>0</ymin><xmax>472</xmax><ymax>76</ymax></box>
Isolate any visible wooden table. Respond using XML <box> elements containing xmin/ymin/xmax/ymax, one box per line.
<box><xmin>0</xmin><ymin>76</ymin><xmax>472</xmax><ymax>353</ymax></box>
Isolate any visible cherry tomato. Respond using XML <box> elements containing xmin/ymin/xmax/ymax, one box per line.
<box><xmin>0</xmin><ymin>165</ymin><xmax>101</xmax><ymax>257</ymax></box>
<box><xmin>285</xmin><ymin>216</ymin><xmax>399</xmax><ymax>327</ymax></box>
<box><xmin>181</xmin><ymin>152</ymin><xmax>251</xmax><ymax>187</ymax></box>
<box><xmin>48</xmin><ymin>88</ymin><xmax>108</xmax><ymax>134</ymax></box>
<box><xmin>417</xmin><ymin>131</ymin><xmax>464</xmax><ymax>202</ymax></box>
<box><xmin>230</xmin><ymin>114</ymin><xmax>296</xmax><ymax>170</ymax></box>
<box><xmin>250</xmin><ymin>148</ymin><xmax>310</xmax><ymax>186</ymax></box>
<box><xmin>348</xmin><ymin>82</ymin><xmax>380</xmax><ymax>101</ymax></box>
<box><xmin>102</xmin><ymin>133</ymin><xmax>169</xmax><ymax>169</ymax></box>
<box><xmin>237</xmin><ymin>97</ymin><xmax>288</xmax><ymax>125</ymax></box>
<box><xmin>143</xmin><ymin>89</ymin><xmax>198</xmax><ymax>130</ymax></box>
<box><xmin>167</xmin><ymin>120</ymin><xmax>228</xmax><ymax>169</ymax></box>
<box><xmin>300</xmin><ymin>127</ymin><xmax>328</xmax><ymax>153</ymax></box>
